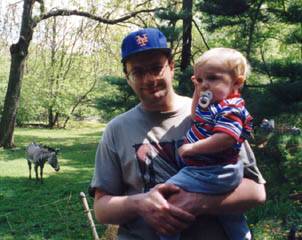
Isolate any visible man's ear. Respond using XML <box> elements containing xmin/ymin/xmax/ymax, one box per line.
<box><xmin>169</xmin><ymin>61</ymin><xmax>175</xmax><ymax>72</ymax></box>
<box><xmin>124</xmin><ymin>62</ymin><xmax>131</xmax><ymax>82</ymax></box>
<box><xmin>126</xmin><ymin>77</ymin><xmax>132</xmax><ymax>87</ymax></box>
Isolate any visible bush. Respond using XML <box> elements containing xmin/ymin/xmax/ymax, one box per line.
<box><xmin>94</xmin><ymin>75</ymin><xmax>138</xmax><ymax>121</ymax></box>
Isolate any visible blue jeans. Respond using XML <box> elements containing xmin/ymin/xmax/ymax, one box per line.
<box><xmin>160</xmin><ymin>161</ymin><xmax>251</xmax><ymax>240</ymax></box>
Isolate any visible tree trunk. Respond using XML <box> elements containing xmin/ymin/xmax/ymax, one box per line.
<box><xmin>48</xmin><ymin>107</ymin><xmax>54</xmax><ymax>128</ymax></box>
<box><xmin>47</xmin><ymin>16</ymin><xmax>58</xmax><ymax>128</ymax></box>
<box><xmin>180</xmin><ymin>0</ymin><xmax>193</xmax><ymax>71</ymax></box>
<box><xmin>0</xmin><ymin>0</ymin><xmax>35</xmax><ymax>148</ymax></box>
<box><xmin>0</xmin><ymin>2</ymin><xmax>160</xmax><ymax>148</ymax></box>
<box><xmin>178</xmin><ymin>0</ymin><xmax>193</xmax><ymax>94</ymax></box>
<box><xmin>246</xmin><ymin>0</ymin><xmax>264</xmax><ymax>59</ymax></box>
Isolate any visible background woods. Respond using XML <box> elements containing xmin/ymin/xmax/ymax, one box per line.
<box><xmin>1</xmin><ymin>0</ymin><xmax>300</xmax><ymax>145</ymax></box>
<box><xmin>0</xmin><ymin>0</ymin><xmax>161</xmax><ymax>148</ymax></box>
<box><xmin>0</xmin><ymin>0</ymin><xmax>301</xmax><ymax>239</ymax></box>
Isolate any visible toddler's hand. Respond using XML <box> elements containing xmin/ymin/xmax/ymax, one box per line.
<box><xmin>192</xmin><ymin>78</ymin><xmax>201</xmax><ymax>91</ymax></box>
<box><xmin>178</xmin><ymin>143</ymin><xmax>194</xmax><ymax>158</ymax></box>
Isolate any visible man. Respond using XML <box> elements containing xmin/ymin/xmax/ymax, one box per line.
<box><xmin>90</xmin><ymin>28</ymin><xmax>266</xmax><ymax>240</ymax></box>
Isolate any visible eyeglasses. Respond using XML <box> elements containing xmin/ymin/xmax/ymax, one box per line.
<box><xmin>127</xmin><ymin>63</ymin><xmax>170</xmax><ymax>82</ymax></box>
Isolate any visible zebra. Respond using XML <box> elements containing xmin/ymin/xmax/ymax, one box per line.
<box><xmin>26</xmin><ymin>142</ymin><xmax>60</xmax><ymax>183</ymax></box>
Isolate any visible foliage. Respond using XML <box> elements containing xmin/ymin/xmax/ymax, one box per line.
<box><xmin>155</xmin><ymin>2</ymin><xmax>183</xmax><ymax>54</ymax></box>
<box><xmin>1</xmin><ymin>1</ymin><xmax>302</xmax><ymax>236</ymax></box>
<box><xmin>94</xmin><ymin>75</ymin><xmax>138</xmax><ymax>121</ymax></box>
<box><xmin>268</xmin><ymin>80</ymin><xmax>302</xmax><ymax>103</ymax></box>
<box><xmin>265</xmin><ymin>133</ymin><xmax>302</xmax><ymax>188</ymax></box>
<box><xmin>198</xmin><ymin>0</ymin><xmax>250</xmax><ymax>16</ymax></box>
<box><xmin>248</xmin><ymin>113</ymin><xmax>302</xmax><ymax>239</ymax></box>
<box><xmin>243</xmin><ymin>86</ymin><xmax>302</xmax><ymax>125</ymax></box>
<box><xmin>174</xmin><ymin>65</ymin><xmax>194</xmax><ymax>96</ymax></box>
<box><xmin>0</xmin><ymin>123</ymin><xmax>301</xmax><ymax>239</ymax></box>
<box><xmin>195</xmin><ymin>0</ymin><xmax>302</xmax><ymax>120</ymax></box>
<box><xmin>0</xmin><ymin>55</ymin><xmax>9</xmax><ymax>115</ymax></box>
<box><xmin>14</xmin><ymin>16</ymin><xmax>133</xmax><ymax>126</ymax></box>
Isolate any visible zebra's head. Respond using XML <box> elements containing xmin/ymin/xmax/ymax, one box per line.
<box><xmin>48</xmin><ymin>150</ymin><xmax>60</xmax><ymax>171</ymax></box>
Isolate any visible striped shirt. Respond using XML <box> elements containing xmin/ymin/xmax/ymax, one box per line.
<box><xmin>184</xmin><ymin>95</ymin><xmax>253</xmax><ymax>166</ymax></box>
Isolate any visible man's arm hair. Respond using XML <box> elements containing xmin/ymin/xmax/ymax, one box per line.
<box><xmin>168</xmin><ymin>178</ymin><xmax>266</xmax><ymax>216</ymax></box>
<box><xmin>93</xmin><ymin>188</ymin><xmax>138</xmax><ymax>224</ymax></box>
<box><xmin>93</xmin><ymin>185</ymin><xmax>195</xmax><ymax>236</ymax></box>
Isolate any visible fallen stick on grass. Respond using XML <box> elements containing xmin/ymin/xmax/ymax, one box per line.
<box><xmin>80</xmin><ymin>192</ymin><xmax>100</xmax><ymax>240</ymax></box>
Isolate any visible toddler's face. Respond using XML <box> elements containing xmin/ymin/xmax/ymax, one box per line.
<box><xmin>194</xmin><ymin>59</ymin><xmax>241</xmax><ymax>103</ymax></box>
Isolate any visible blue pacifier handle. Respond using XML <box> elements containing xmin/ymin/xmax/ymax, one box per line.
<box><xmin>199</xmin><ymin>90</ymin><xmax>213</xmax><ymax>108</ymax></box>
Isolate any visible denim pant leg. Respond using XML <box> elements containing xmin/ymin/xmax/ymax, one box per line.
<box><xmin>164</xmin><ymin>162</ymin><xmax>245</xmax><ymax>240</ymax></box>
<box><xmin>218</xmin><ymin>214</ymin><xmax>251</xmax><ymax>240</ymax></box>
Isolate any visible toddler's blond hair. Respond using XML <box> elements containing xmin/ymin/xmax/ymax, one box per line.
<box><xmin>194</xmin><ymin>48</ymin><xmax>250</xmax><ymax>81</ymax></box>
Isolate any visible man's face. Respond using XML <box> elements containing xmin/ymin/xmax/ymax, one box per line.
<box><xmin>125</xmin><ymin>51</ymin><xmax>174</xmax><ymax>110</ymax></box>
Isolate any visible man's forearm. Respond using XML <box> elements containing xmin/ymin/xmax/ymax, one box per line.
<box><xmin>169</xmin><ymin>178</ymin><xmax>266</xmax><ymax>216</ymax></box>
<box><xmin>198</xmin><ymin>178</ymin><xmax>266</xmax><ymax>215</ymax></box>
<box><xmin>94</xmin><ymin>184</ymin><xmax>196</xmax><ymax>236</ymax></box>
<box><xmin>93</xmin><ymin>190</ymin><xmax>140</xmax><ymax>224</ymax></box>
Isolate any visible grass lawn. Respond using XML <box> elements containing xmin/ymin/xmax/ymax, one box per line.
<box><xmin>1</xmin><ymin>121</ymin><xmax>301</xmax><ymax>239</ymax></box>
<box><xmin>0</xmin><ymin>122</ymin><xmax>108</xmax><ymax>240</ymax></box>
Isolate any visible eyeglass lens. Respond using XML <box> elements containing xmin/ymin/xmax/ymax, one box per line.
<box><xmin>128</xmin><ymin>64</ymin><xmax>168</xmax><ymax>81</ymax></box>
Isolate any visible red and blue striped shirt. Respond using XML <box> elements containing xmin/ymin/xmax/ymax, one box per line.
<box><xmin>184</xmin><ymin>95</ymin><xmax>253</xmax><ymax>166</ymax></box>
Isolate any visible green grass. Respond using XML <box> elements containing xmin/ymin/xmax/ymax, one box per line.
<box><xmin>247</xmin><ymin>133</ymin><xmax>302</xmax><ymax>239</ymax></box>
<box><xmin>1</xmin><ymin>121</ymin><xmax>302</xmax><ymax>239</ymax></box>
<box><xmin>0</xmin><ymin>122</ymin><xmax>107</xmax><ymax>240</ymax></box>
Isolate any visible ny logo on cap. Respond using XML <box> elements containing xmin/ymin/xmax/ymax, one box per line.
<box><xmin>136</xmin><ymin>34</ymin><xmax>148</xmax><ymax>47</ymax></box>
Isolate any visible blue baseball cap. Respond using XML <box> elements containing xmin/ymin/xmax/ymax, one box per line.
<box><xmin>121</xmin><ymin>28</ymin><xmax>171</xmax><ymax>62</ymax></box>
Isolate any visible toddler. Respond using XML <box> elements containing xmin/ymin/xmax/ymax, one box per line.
<box><xmin>161</xmin><ymin>48</ymin><xmax>253</xmax><ymax>240</ymax></box>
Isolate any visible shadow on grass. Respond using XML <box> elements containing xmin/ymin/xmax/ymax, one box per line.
<box><xmin>0</xmin><ymin>129</ymin><xmax>104</xmax><ymax>164</ymax></box>
<box><xmin>0</xmin><ymin>170</ymin><xmax>106</xmax><ymax>240</ymax></box>
<box><xmin>0</xmin><ymin>127</ymin><xmax>107</xmax><ymax>239</ymax></box>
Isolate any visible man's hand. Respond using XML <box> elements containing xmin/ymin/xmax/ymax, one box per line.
<box><xmin>168</xmin><ymin>179</ymin><xmax>266</xmax><ymax>216</ymax></box>
<box><xmin>137</xmin><ymin>184</ymin><xmax>195</xmax><ymax>236</ymax></box>
<box><xmin>168</xmin><ymin>188</ymin><xmax>203</xmax><ymax>216</ymax></box>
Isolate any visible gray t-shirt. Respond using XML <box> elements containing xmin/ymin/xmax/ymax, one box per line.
<box><xmin>90</xmin><ymin>96</ymin><xmax>265</xmax><ymax>240</ymax></box>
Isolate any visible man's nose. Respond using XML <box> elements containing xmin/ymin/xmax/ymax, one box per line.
<box><xmin>142</xmin><ymin>71</ymin><xmax>156</xmax><ymax>83</ymax></box>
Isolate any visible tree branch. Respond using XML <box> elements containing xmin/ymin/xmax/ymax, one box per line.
<box><xmin>260</xmin><ymin>45</ymin><xmax>273</xmax><ymax>84</ymax></box>
<box><xmin>62</xmin><ymin>67</ymin><xmax>98</xmax><ymax>128</ymax></box>
<box><xmin>34</xmin><ymin>7</ymin><xmax>164</xmax><ymax>27</ymax></box>
<box><xmin>192</xmin><ymin>18</ymin><xmax>210</xmax><ymax>50</ymax></box>
<box><xmin>245</xmin><ymin>83</ymin><xmax>268</xmax><ymax>88</ymax></box>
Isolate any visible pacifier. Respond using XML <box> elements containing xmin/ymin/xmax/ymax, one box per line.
<box><xmin>198</xmin><ymin>90</ymin><xmax>213</xmax><ymax>108</ymax></box>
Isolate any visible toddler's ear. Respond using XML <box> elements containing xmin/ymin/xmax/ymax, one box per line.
<box><xmin>235</xmin><ymin>75</ymin><xmax>245</xmax><ymax>87</ymax></box>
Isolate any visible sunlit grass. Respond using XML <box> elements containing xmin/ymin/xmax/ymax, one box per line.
<box><xmin>0</xmin><ymin>122</ymin><xmax>107</xmax><ymax>240</ymax></box>
<box><xmin>1</xmin><ymin>121</ymin><xmax>301</xmax><ymax>239</ymax></box>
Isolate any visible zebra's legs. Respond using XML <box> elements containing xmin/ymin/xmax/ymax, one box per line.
<box><xmin>27</xmin><ymin>160</ymin><xmax>32</xmax><ymax>179</ymax></box>
<box><xmin>34</xmin><ymin>164</ymin><xmax>39</xmax><ymax>182</ymax></box>
<box><xmin>40</xmin><ymin>165</ymin><xmax>44</xmax><ymax>183</ymax></box>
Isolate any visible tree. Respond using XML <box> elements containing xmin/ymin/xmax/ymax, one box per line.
<box><xmin>0</xmin><ymin>0</ymin><xmax>35</xmax><ymax>148</ymax></box>
<box><xmin>156</xmin><ymin>0</ymin><xmax>211</xmax><ymax>95</ymax></box>
<box><xmin>196</xmin><ymin>0</ymin><xmax>302</xmax><ymax>119</ymax></box>
<box><xmin>155</xmin><ymin>1</ymin><xmax>193</xmax><ymax>94</ymax></box>
<box><xmin>197</xmin><ymin>0</ymin><xmax>267</xmax><ymax>59</ymax></box>
<box><xmin>260</xmin><ymin>0</ymin><xmax>302</xmax><ymax>108</ymax></box>
<box><xmin>0</xmin><ymin>0</ymin><xmax>161</xmax><ymax>148</ymax></box>
<box><xmin>95</xmin><ymin>75</ymin><xmax>138</xmax><ymax>121</ymax></box>
<box><xmin>178</xmin><ymin>0</ymin><xmax>193</xmax><ymax>94</ymax></box>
